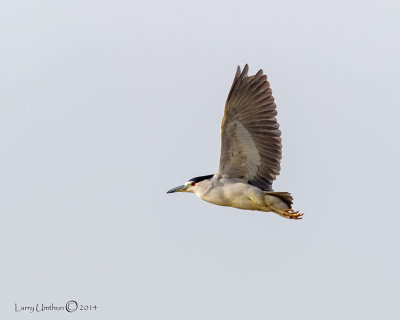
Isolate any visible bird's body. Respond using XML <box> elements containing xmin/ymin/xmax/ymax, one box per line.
<box><xmin>185</xmin><ymin>176</ymin><xmax>295</xmax><ymax>218</ymax></box>
<box><xmin>193</xmin><ymin>177</ymin><xmax>266</xmax><ymax>210</ymax></box>
<box><xmin>167</xmin><ymin>65</ymin><xmax>303</xmax><ymax>219</ymax></box>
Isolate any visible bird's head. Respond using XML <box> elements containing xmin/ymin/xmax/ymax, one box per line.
<box><xmin>166</xmin><ymin>174</ymin><xmax>214</xmax><ymax>194</ymax></box>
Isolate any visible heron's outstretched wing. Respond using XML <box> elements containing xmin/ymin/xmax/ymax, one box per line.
<box><xmin>218</xmin><ymin>65</ymin><xmax>282</xmax><ymax>191</ymax></box>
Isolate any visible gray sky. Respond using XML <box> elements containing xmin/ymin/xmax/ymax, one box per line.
<box><xmin>1</xmin><ymin>0</ymin><xmax>400</xmax><ymax>319</ymax></box>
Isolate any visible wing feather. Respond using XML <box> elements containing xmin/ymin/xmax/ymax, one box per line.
<box><xmin>218</xmin><ymin>65</ymin><xmax>282</xmax><ymax>191</ymax></box>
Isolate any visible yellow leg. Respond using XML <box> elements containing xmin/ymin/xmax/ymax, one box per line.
<box><xmin>275</xmin><ymin>208</ymin><xmax>304</xmax><ymax>220</ymax></box>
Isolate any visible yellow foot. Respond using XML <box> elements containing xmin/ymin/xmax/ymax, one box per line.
<box><xmin>278</xmin><ymin>209</ymin><xmax>304</xmax><ymax>220</ymax></box>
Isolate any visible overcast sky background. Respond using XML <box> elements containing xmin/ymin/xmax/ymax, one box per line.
<box><xmin>1</xmin><ymin>0</ymin><xmax>400</xmax><ymax>319</ymax></box>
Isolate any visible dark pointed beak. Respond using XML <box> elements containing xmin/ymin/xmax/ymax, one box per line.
<box><xmin>166</xmin><ymin>185</ymin><xmax>186</xmax><ymax>194</ymax></box>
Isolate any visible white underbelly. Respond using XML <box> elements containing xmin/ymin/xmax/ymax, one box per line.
<box><xmin>198</xmin><ymin>183</ymin><xmax>266</xmax><ymax>211</ymax></box>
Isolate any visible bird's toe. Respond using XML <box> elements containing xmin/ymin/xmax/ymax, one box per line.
<box><xmin>280</xmin><ymin>209</ymin><xmax>304</xmax><ymax>220</ymax></box>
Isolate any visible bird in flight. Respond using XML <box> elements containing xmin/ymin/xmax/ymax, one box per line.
<box><xmin>167</xmin><ymin>65</ymin><xmax>303</xmax><ymax>219</ymax></box>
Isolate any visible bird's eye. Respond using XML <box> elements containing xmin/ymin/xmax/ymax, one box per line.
<box><xmin>191</xmin><ymin>182</ymin><xmax>196</xmax><ymax>186</ymax></box>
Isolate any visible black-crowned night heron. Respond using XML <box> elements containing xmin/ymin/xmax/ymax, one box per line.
<box><xmin>167</xmin><ymin>65</ymin><xmax>303</xmax><ymax>219</ymax></box>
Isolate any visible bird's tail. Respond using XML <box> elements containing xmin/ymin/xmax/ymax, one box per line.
<box><xmin>264</xmin><ymin>192</ymin><xmax>293</xmax><ymax>208</ymax></box>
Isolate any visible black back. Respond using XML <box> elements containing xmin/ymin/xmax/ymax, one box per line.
<box><xmin>189</xmin><ymin>174</ymin><xmax>214</xmax><ymax>183</ymax></box>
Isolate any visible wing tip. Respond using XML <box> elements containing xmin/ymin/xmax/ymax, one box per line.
<box><xmin>242</xmin><ymin>64</ymin><xmax>249</xmax><ymax>77</ymax></box>
<box><xmin>238</xmin><ymin>64</ymin><xmax>266</xmax><ymax>80</ymax></box>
